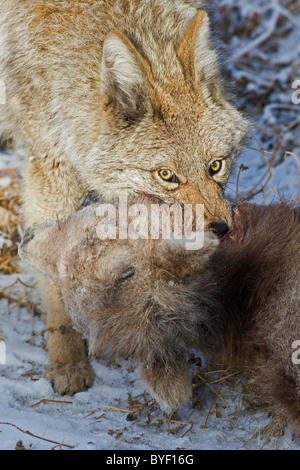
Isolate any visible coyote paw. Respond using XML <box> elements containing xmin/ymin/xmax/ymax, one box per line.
<box><xmin>45</xmin><ymin>361</ymin><xmax>94</xmax><ymax>395</ymax></box>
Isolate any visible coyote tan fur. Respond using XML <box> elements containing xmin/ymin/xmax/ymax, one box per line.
<box><xmin>1</xmin><ymin>0</ymin><xmax>248</xmax><ymax>393</ymax></box>
<box><xmin>19</xmin><ymin>198</ymin><xmax>300</xmax><ymax>427</ymax></box>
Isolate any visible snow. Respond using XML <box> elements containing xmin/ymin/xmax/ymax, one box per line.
<box><xmin>0</xmin><ymin>0</ymin><xmax>300</xmax><ymax>452</ymax></box>
<box><xmin>1</xmin><ymin>286</ymin><xmax>299</xmax><ymax>451</ymax></box>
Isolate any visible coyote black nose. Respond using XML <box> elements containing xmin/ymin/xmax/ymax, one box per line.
<box><xmin>208</xmin><ymin>222</ymin><xmax>229</xmax><ymax>237</ymax></box>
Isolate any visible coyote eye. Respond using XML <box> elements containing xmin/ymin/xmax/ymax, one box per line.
<box><xmin>158</xmin><ymin>169</ymin><xmax>179</xmax><ymax>183</ymax></box>
<box><xmin>209</xmin><ymin>160</ymin><xmax>223</xmax><ymax>176</ymax></box>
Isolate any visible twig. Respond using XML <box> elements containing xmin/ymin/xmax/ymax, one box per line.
<box><xmin>261</xmin><ymin>188</ymin><xmax>275</xmax><ymax>205</ymax></box>
<box><xmin>1</xmin><ymin>277</ymin><xmax>35</xmax><ymax>291</ymax></box>
<box><xmin>202</xmin><ymin>384</ymin><xmax>225</xmax><ymax>428</ymax></box>
<box><xmin>266</xmin><ymin>104</ymin><xmax>300</xmax><ymax>112</ymax></box>
<box><xmin>25</xmin><ymin>326</ymin><xmax>59</xmax><ymax>343</ymax></box>
<box><xmin>209</xmin><ymin>370</ymin><xmax>244</xmax><ymax>384</ymax></box>
<box><xmin>194</xmin><ymin>374</ymin><xmax>227</xmax><ymax>404</ymax></box>
<box><xmin>277</xmin><ymin>3</ymin><xmax>300</xmax><ymax>30</ymax></box>
<box><xmin>229</xmin><ymin>9</ymin><xmax>279</xmax><ymax>62</ymax></box>
<box><xmin>238</xmin><ymin>152</ymin><xmax>273</xmax><ymax>203</ymax></box>
<box><xmin>30</xmin><ymin>398</ymin><xmax>73</xmax><ymax>407</ymax></box>
<box><xmin>229</xmin><ymin>0</ymin><xmax>300</xmax><ymax>63</ymax></box>
<box><xmin>0</xmin><ymin>421</ymin><xmax>74</xmax><ymax>449</ymax></box>
<box><xmin>166</xmin><ymin>412</ymin><xmax>194</xmax><ymax>436</ymax></box>
<box><xmin>284</xmin><ymin>151</ymin><xmax>300</xmax><ymax>186</ymax></box>
<box><xmin>181</xmin><ymin>421</ymin><xmax>194</xmax><ymax>438</ymax></box>
<box><xmin>0</xmin><ymin>277</ymin><xmax>44</xmax><ymax>315</ymax></box>
<box><xmin>235</xmin><ymin>164</ymin><xmax>249</xmax><ymax>201</ymax></box>
<box><xmin>83</xmin><ymin>404</ymin><xmax>194</xmax><ymax>435</ymax></box>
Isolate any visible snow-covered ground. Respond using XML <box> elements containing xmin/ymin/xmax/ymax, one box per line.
<box><xmin>0</xmin><ymin>0</ymin><xmax>300</xmax><ymax>451</ymax></box>
<box><xmin>1</xmin><ymin>266</ymin><xmax>300</xmax><ymax>451</ymax></box>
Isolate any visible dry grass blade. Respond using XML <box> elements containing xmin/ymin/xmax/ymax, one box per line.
<box><xmin>83</xmin><ymin>400</ymin><xmax>195</xmax><ymax>438</ymax></box>
<box><xmin>202</xmin><ymin>384</ymin><xmax>225</xmax><ymax>428</ymax></box>
<box><xmin>30</xmin><ymin>399</ymin><xmax>73</xmax><ymax>407</ymax></box>
<box><xmin>190</xmin><ymin>362</ymin><xmax>290</xmax><ymax>447</ymax></box>
<box><xmin>194</xmin><ymin>373</ymin><xmax>227</xmax><ymax>404</ymax></box>
<box><xmin>284</xmin><ymin>151</ymin><xmax>300</xmax><ymax>189</ymax></box>
<box><xmin>0</xmin><ymin>277</ymin><xmax>44</xmax><ymax>316</ymax></box>
<box><xmin>242</xmin><ymin>413</ymin><xmax>289</xmax><ymax>450</ymax></box>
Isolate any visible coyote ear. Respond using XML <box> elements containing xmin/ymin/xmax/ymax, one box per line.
<box><xmin>177</xmin><ymin>10</ymin><xmax>218</xmax><ymax>84</ymax></box>
<box><xmin>101</xmin><ymin>30</ymin><xmax>153</xmax><ymax>121</ymax></box>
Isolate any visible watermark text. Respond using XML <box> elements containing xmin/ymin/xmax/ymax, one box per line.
<box><xmin>0</xmin><ymin>340</ymin><xmax>6</xmax><ymax>365</ymax></box>
<box><xmin>292</xmin><ymin>80</ymin><xmax>300</xmax><ymax>105</ymax></box>
<box><xmin>95</xmin><ymin>196</ymin><xmax>205</xmax><ymax>250</ymax></box>
<box><xmin>292</xmin><ymin>340</ymin><xmax>300</xmax><ymax>365</ymax></box>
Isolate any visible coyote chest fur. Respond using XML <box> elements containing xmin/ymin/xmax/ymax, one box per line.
<box><xmin>0</xmin><ymin>0</ymin><xmax>248</xmax><ymax>396</ymax></box>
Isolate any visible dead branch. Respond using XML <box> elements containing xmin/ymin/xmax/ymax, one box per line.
<box><xmin>229</xmin><ymin>8</ymin><xmax>279</xmax><ymax>62</ymax></box>
<box><xmin>25</xmin><ymin>326</ymin><xmax>59</xmax><ymax>344</ymax></box>
<box><xmin>229</xmin><ymin>0</ymin><xmax>300</xmax><ymax>63</ymax></box>
<box><xmin>0</xmin><ymin>421</ymin><xmax>74</xmax><ymax>449</ymax></box>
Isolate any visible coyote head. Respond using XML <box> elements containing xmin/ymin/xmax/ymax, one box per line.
<box><xmin>85</xmin><ymin>10</ymin><xmax>249</xmax><ymax>230</ymax></box>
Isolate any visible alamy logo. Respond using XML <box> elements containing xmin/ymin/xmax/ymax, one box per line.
<box><xmin>0</xmin><ymin>79</ymin><xmax>5</xmax><ymax>105</ymax></box>
<box><xmin>0</xmin><ymin>340</ymin><xmax>6</xmax><ymax>364</ymax></box>
<box><xmin>94</xmin><ymin>197</ymin><xmax>205</xmax><ymax>250</ymax></box>
<box><xmin>292</xmin><ymin>80</ymin><xmax>300</xmax><ymax>105</ymax></box>
<box><xmin>292</xmin><ymin>340</ymin><xmax>300</xmax><ymax>365</ymax></box>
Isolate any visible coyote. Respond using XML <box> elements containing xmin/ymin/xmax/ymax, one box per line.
<box><xmin>19</xmin><ymin>198</ymin><xmax>300</xmax><ymax>427</ymax></box>
<box><xmin>0</xmin><ymin>0</ymin><xmax>248</xmax><ymax>393</ymax></box>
